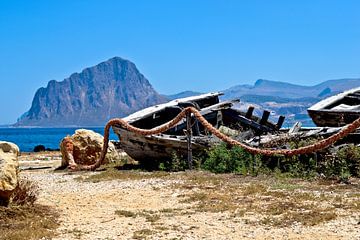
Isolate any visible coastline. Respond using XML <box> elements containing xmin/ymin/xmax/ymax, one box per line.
<box><xmin>0</xmin><ymin>127</ymin><xmax>118</xmax><ymax>152</ymax></box>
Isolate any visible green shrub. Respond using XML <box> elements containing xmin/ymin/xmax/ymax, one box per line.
<box><xmin>336</xmin><ymin>144</ymin><xmax>360</xmax><ymax>177</ymax></box>
<box><xmin>317</xmin><ymin>144</ymin><xmax>360</xmax><ymax>180</ymax></box>
<box><xmin>202</xmin><ymin>143</ymin><xmax>262</xmax><ymax>175</ymax></box>
<box><xmin>158</xmin><ymin>151</ymin><xmax>193</xmax><ymax>171</ymax></box>
<box><xmin>200</xmin><ymin>141</ymin><xmax>360</xmax><ymax>180</ymax></box>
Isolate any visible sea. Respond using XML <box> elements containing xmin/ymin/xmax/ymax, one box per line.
<box><xmin>0</xmin><ymin>127</ymin><xmax>118</xmax><ymax>152</ymax></box>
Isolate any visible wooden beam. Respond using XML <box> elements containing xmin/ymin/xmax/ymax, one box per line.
<box><xmin>223</xmin><ymin>108</ymin><xmax>274</xmax><ymax>133</ymax></box>
<box><xmin>259</xmin><ymin>110</ymin><xmax>270</xmax><ymax>125</ymax></box>
<box><xmin>245</xmin><ymin>106</ymin><xmax>254</xmax><ymax>119</ymax></box>
<box><xmin>276</xmin><ymin>116</ymin><xmax>285</xmax><ymax>129</ymax></box>
<box><xmin>186</xmin><ymin>112</ymin><xmax>193</xmax><ymax>169</ymax></box>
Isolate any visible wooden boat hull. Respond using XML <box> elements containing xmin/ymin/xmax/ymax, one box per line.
<box><xmin>111</xmin><ymin>92</ymin><xmax>284</xmax><ymax>163</ymax></box>
<box><xmin>112</xmin><ymin>126</ymin><xmax>211</xmax><ymax>163</ymax></box>
<box><xmin>307</xmin><ymin>109</ymin><xmax>360</xmax><ymax>127</ymax></box>
<box><xmin>308</xmin><ymin>87</ymin><xmax>360</xmax><ymax>127</ymax></box>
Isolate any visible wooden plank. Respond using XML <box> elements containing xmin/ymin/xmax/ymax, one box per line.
<box><xmin>245</xmin><ymin>106</ymin><xmax>254</xmax><ymax>119</ymax></box>
<box><xmin>186</xmin><ymin>112</ymin><xmax>193</xmax><ymax>169</ymax></box>
<box><xmin>276</xmin><ymin>116</ymin><xmax>285</xmax><ymax>129</ymax></box>
<box><xmin>259</xmin><ymin>110</ymin><xmax>270</xmax><ymax>125</ymax></box>
<box><xmin>344</xmin><ymin>95</ymin><xmax>360</xmax><ymax>103</ymax></box>
<box><xmin>124</xmin><ymin>92</ymin><xmax>224</xmax><ymax>123</ymax></box>
<box><xmin>223</xmin><ymin>108</ymin><xmax>274</xmax><ymax>133</ymax></box>
<box><xmin>167</xmin><ymin>100</ymin><xmax>237</xmax><ymax>134</ymax></box>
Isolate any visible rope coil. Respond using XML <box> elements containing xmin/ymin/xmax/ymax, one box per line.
<box><xmin>67</xmin><ymin>107</ymin><xmax>360</xmax><ymax>171</ymax></box>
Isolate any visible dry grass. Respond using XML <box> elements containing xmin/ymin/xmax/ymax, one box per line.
<box><xmin>77</xmin><ymin>165</ymin><xmax>359</xmax><ymax>228</ymax></box>
<box><xmin>132</xmin><ymin>228</ymin><xmax>156</xmax><ymax>239</ymax></box>
<box><xmin>78</xmin><ymin>168</ymin><xmax>170</xmax><ymax>182</ymax></box>
<box><xmin>0</xmin><ymin>205</ymin><xmax>59</xmax><ymax>240</ymax></box>
<box><xmin>174</xmin><ymin>172</ymin><xmax>359</xmax><ymax>227</ymax></box>
<box><xmin>11</xmin><ymin>179</ymin><xmax>39</xmax><ymax>206</ymax></box>
<box><xmin>115</xmin><ymin>209</ymin><xmax>161</xmax><ymax>223</ymax></box>
<box><xmin>0</xmin><ymin>179</ymin><xmax>59</xmax><ymax>240</ymax></box>
<box><xmin>64</xmin><ymin>228</ymin><xmax>90</xmax><ymax>239</ymax></box>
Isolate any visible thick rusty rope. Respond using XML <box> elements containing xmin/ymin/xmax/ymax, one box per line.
<box><xmin>69</xmin><ymin>107</ymin><xmax>360</xmax><ymax>171</ymax></box>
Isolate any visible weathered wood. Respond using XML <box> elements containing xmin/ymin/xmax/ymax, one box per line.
<box><xmin>289</xmin><ymin>122</ymin><xmax>302</xmax><ymax>134</ymax></box>
<box><xmin>113</xmin><ymin>127</ymin><xmax>207</xmax><ymax>162</ymax></box>
<box><xmin>20</xmin><ymin>166</ymin><xmax>52</xmax><ymax>171</ymax></box>
<box><xmin>222</xmin><ymin>108</ymin><xmax>274</xmax><ymax>133</ymax></box>
<box><xmin>276</xmin><ymin>115</ymin><xmax>285</xmax><ymax>129</ymax></box>
<box><xmin>245</xmin><ymin>106</ymin><xmax>254</xmax><ymax>119</ymax></box>
<box><xmin>112</xmin><ymin>92</ymin><xmax>281</xmax><ymax>164</ymax></box>
<box><xmin>123</xmin><ymin>92</ymin><xmax>224</xmax><ymax>123</ymax></box>
<box><xmin>186</xmin><ymin>112</ymin><xmax>193</xmax><ymax>169</ymax></box>
<box><xmin>247</xmin><ymin>126</ymin><xmax>360</xmax><ymax>147</ymax></box>
<box><xmin>308</xmin><ymin>87</ymin><xmax>360</xmax><ymax>127</ymax></box>
<box><xmin>167</xmin><ymin>100</ymin><xmax>237</xmax><ymax>135</ymax></box>
<box><xmin>259</xmin><ymin>110</ymin><xmax>270</xmax><ymax>125</ymax></box>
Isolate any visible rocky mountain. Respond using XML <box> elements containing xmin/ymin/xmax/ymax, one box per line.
<box><xmin>15</xmin><ymin>57</ymin><xmax>167</xmax><ymax>127</ymax></box>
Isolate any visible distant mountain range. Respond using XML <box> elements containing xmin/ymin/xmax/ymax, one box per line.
<box><xmin>165</xmin><ymin>91</ymin><xmax>203</xmax><ymax>100</ymax></box>
<box><xmin>14</xmin><ymin>56</ymin><xmax>360</xmax><ymax>127</ymax></box>
<box><xmin>166</xmin><ymin>78</ymin><xmax>360</xmax><ymax>127</ymax></box>
<box><xmin>222</xmin><ymin>78</ymin><xmax>360</xmax><ymax>99</ymax></box>
<box><xmin>15</xmin><ymin>57</ymin><xmax>166</xmax><ymax>126</ymax></box>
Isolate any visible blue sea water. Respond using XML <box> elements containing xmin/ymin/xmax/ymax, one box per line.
<box><xmin>0</xmin><ymin>127</ymin><xmax>118</xmax><ymax>152</ymax></box>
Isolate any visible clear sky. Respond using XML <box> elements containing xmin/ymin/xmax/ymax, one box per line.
<box><xmin>0</xmin><ymin>0</ymin><xmax>359</xmax><ymax>124</ymax></box>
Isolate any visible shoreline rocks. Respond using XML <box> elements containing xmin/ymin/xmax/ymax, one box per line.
<box><xmin>60</xmin><ymin>129</ymin><xmax>122</xmax><ymax>168</ymax></box>
<box><xmin>0</xmin><ymin>141</ymin><xmax>20</xmax><ymax>206</ymax></box>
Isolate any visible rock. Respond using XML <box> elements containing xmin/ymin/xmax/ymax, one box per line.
<box><xmin>33</xmin><ymin>144</ymin><xmax>46</xmax><ymax>152</ymax></box>
<box><xmin>60</xmin><ymin>129</ymin><xmax>121</xmax><ymax>168</ymax></box>
<box><xmin>0</xmin><ymin>141</ymin><xmax>19</xmax><ymax>206</ymax></box>
<box><xmin>15</xmin><ymin>57</ymin><xmax>167</xmax><ymax>127</ymax></box>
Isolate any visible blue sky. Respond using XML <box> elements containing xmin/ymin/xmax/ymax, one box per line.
<box><xmin>0</xmin><ymin>0</ymin><xmax>359</xmax><ymax>124</ymax></box>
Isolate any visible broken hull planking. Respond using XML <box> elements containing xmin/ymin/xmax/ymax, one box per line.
<box><xmin>308</xmin><ymin>109</ymin><xmax>360</xmax><ymax>127</ymax></box>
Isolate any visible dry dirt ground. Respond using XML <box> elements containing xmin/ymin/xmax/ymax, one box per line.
<box><xmin>17</xmin><ymin>152</ymin><xmax>360</xmax><ymax>240</ymax></box>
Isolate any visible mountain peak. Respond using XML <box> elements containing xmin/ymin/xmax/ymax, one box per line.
<box><xmin>15</xmin><ymin>57</ymin><xmax>166</xmax><ymax>127</ymax></box>
<box><xmin>254</xmin><ymin>79</ymin><xmax>268</xmax><ymax>86</ymax></box>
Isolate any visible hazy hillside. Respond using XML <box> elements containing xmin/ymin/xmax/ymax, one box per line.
<box><xmin>223</xmin><ymin>79</ymin><xmax>360</xmax><ymax>126</ymax></box>
<box><xmin>223</xmin><ymin>79</ymin><xmax>360</xmax><ymax>99</ymax></box>
<box><xmin>15</xmin><ymin>57</ymin><xmax>167</xmax><ymax>127</ymax></box>
<box><xmin>165</xmin><ymin>91</ymin><xmax>203</xmax><ymax>100</ymax></box>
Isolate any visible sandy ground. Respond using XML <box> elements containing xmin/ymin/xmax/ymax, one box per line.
<box><xmin>18</xmin><ymin>152</ymin><xmax>360</xmax><ymax>240</ymax></box>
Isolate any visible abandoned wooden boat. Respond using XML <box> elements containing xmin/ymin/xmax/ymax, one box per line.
<box><xmin>112</xmin><ymin>92</ymin><xmax>285</xmax><ymax>164</ymax></box>
<box><xmin>308</xmin><ymin>87</ymin><xmax>360</xmax><ymax>127</ymax></box>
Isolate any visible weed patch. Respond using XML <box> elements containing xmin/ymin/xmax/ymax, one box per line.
<box><xmin>0</xmin><ymin>205</ymin><xmax>59</xmax><ymax>240</ymax></box>
<box><xmin>80</xmin><ymin>168</ymin><xmax>170</xmax><ymax>182</ymax></box>
<box><xmin>132</xmin><ymin>229</ymin><xmax>156</xmax><ymax>239</ymax></box>
<box><xmin>115</xmin><ymin>209</ymin><xmax>161</xmax><ymax>223</ymax></box>
<box><xmin>0</xmin><ymin>179</ymin><xmax>59</xmax><ymax>240</ymax></box>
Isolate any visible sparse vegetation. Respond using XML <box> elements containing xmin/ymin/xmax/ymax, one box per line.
<box><xmin>72</xmin><ymin>146</ymin><xmax>360</xmax><ymax>231</ymax></box>
<box><xmin>0</xmin><ymin>179</ymin><xmax>59</xmax><ymax>240</ymax></box>
<box><xmin>65</xmin><ymin>228</ymin><xmax>90</xmax><ymax>239</ymax></box>
<box><xmin>11</xmin><ymin>179</ymin><xmax>39</xmax><ymax>206</ymax></box>
<box><xmin>79</xmin><ymin>168</ymin><xmax>170</xmax><ymax>182</ymax></box>
<box><xmin>132</xmin><ymin>229</ymin><xmax>156</xmax><ymax>239</ymax></box>
<box><xmin>202</xmin><ymin>143</ymin><xmax>263</xmax><ymax>175</ymax></box>
<box><xmin>115</xmin><ymin>209</ymin><xmax>161</xmax><ymax>223</ymax></box>
<box><xmin>172</xmin><ymin>171</ymin><xmax>359</xmax><ymax>227</ymax></box>
<box><xmin>201</xmin><ymin>142</ymin><xmax>360</xmax><ymax>181</ymax></box>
